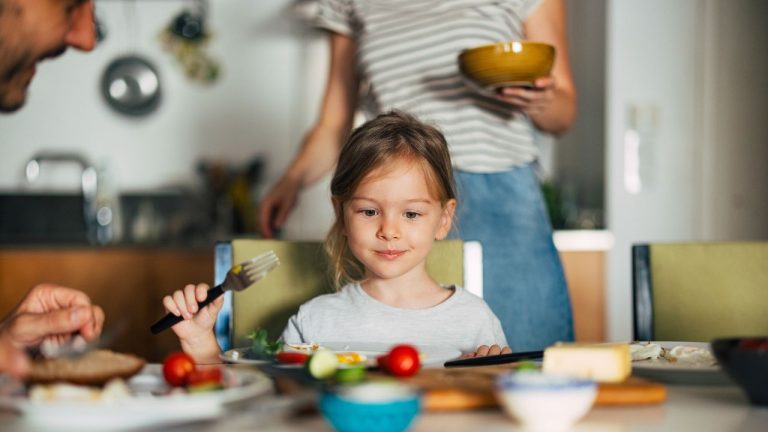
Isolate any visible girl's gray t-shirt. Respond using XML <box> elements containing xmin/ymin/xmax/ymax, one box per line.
<box><xmin>280</xmin><ymin>282</ymin><xmax>508</xmax><ymax>354</ymax></box>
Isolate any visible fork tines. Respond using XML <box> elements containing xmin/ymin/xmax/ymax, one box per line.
<box><xmin>240</xmin><ymin>251</ymin><xmax>280</xmax><ymax>284</ymax></box>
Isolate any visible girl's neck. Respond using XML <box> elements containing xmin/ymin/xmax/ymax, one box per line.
<box><xmin>360</xmin><ymin>271</ymin><xmax>453</xmax><ymax>309</ymax></box>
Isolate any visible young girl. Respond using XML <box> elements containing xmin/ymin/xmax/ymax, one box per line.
<box><xmin>163</xmin><ymin>112</ymin><xmax>510</xmax><ymax>363</ymax></box>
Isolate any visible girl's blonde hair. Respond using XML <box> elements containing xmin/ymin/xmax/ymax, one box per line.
<box><xmin>325</xmin><ymin>110</ymin><xmax>456</xmax><ymax>289</ymax></box>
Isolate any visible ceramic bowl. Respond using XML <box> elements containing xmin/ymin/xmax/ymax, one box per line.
<box><xmin>458</xmin><ymin>41</ymin><xmax>555</xmax><ymax>89</ymax></box>
<box><xmin>319</xmin><ymin>382</ymin><xmax>421</xmax><ymax>432</ymax></box>
<box><xmin>711</xmin><ymin>337</ymin><xmax>768</xmax><ymax>406</ymax></box>
<box><xmin>495</xmin><ymin>371</ymin><xmax>596</xmax><ymax>431</ymax></box>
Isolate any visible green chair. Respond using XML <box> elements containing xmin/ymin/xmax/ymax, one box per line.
<box><xmin>632</xmin><ymin>242</ymin><xmax>768</xmax><ymax>341</ymax></box>
<box><xmin>213</xmin><ymin>239</ymin><xmax>481</xmax><ymax>350</ymax></box>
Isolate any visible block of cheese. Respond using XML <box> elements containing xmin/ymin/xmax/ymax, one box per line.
<box><xmin>543</xmin><ymin>343</ymin><xmax>631</xmax><ymax>383</ymax></box>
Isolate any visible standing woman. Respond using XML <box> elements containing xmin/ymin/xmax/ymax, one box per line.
<box><xmin>258</xmin><ymin>0</ymin><xmax>576</xmax><ymax>351</ymax></box>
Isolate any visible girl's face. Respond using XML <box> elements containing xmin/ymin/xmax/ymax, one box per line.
<box><xmin>341</xmin><ymin>158</ymin><xmax>456</xmax><ymax>283</ymax></box>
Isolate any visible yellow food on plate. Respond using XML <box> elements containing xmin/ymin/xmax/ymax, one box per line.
<box><xmin>336</xmin><ymin>352</ymin><xmax>366</xmax><ymax>364</ymax></box>
<box><xmin>543</xmin><ymin>342</ymin><xmax>631</xmax><ymax>383</ymax></box>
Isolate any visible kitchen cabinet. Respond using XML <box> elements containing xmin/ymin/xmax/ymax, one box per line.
<box><xmin>555</xmin><ymin>230</ymin><xmax>612</xmax><ymax>343</ymax></box>
<box><xmin>0</xmin><ymin>248</ymin><xmax>213</xmax><ymax>362</ymax></box>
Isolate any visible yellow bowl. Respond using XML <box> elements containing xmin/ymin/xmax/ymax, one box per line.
<box><xmin>458</xmin><ymin>41</ymin><xmax>555</xmax><ymax>89</ymax></box>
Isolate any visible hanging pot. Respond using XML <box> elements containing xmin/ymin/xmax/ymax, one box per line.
<box><xmin>100</xmin><ymin>55</ymin><xmax>162</xmax><ymax>117</ymax></box>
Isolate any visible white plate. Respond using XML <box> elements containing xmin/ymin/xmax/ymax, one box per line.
<box><xmin>631</xmin><ymin>341</ymin><xmax>718</xmax><ymax>371</ymax></box>
<box><xmin>222</xmin><ymin>342</ymin><xmax>462</xmax><ymax>368</ymax></box>
<box><xmin>631</xmin><ymin>341</ymin><xmax>729</xmax><ymax>385</ymax></box>
<box><xmin>220</xmin><ymin>347</ymin><xmax>272</xmax><ymax>365</ymax></box>
<box><xmin>0</xmin><ymin>364</ymin><xmax>272</xmax><ymax>430</ymax></box>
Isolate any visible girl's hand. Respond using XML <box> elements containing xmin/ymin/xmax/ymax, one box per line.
<box><xmin>495</xmin><ymin>76</ymin><xmax>557</xmax><ymax>115</ymax></box>
<box><xmin>461</xmin><ymin>344</ymin><xmax>513</xmax><ymax>358</ymax></box>
<box><xmin>162</xmin><ymin>283</ymin><xmax>224</xmax><ymax>363</ymax></box>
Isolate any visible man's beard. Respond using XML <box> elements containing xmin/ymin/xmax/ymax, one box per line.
<box><xmin>0</xmin><ymin>44</ymin><xmax>67</xmax><ymax>112</ymax></box>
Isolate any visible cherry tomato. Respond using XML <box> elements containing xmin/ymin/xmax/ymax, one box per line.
<box><xmin>276</xmin><ymin>351</ymin><xmax>310</xmax><ymax>365</ymax></box>
<box><xmin>186</xmin><ymin>367</ymin><xmax>224</xmax><ymax>386</ymax></box>
<box><xmin>379</xmin><ymin>344</ymin><xmax>420</xmax><ymax>377</ymax></box>
<box><xmin>162</xmin><ymin>352</ymin><xmax>196</xmax><ymax>387</ymax></box>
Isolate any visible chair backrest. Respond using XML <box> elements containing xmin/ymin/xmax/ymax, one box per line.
<box><xmin>632</xmin><ymin>242</ymin><xmax>768</xmax><ymax>341</ymax></box>
<box><xmin>214</xmin><ymin>239</ymin><xmax>480</xmax><ymax>350</ymax></box>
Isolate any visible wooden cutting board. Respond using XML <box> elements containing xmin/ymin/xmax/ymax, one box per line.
<box><xmin>401</xmin><ymin>366</ymin><xmax>667</xmax><ymax>411</ymax></box>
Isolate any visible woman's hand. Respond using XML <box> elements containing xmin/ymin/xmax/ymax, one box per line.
<box><xmin>496</xmin><ymin>76</ymin><xmax>558</xmax><ymax>115</ymax></box>
<box><xmin>257</xmin><ymin>176</ymin><xmax>302</xmax><ymax>238</ymax></box>
<box><xmin>162</xmin><ymin>283</ymin><xmax>223</xmax><ymax>363</ymax></box>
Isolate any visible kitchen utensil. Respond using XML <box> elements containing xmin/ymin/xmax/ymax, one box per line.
<box><xmin>38</xmin><ymin>319</ymin><xmax>128</xmax><ymax>359</ymax></box>
<box><xmin>444</xmin><ymin>350</ymin><xmax>544</xmax><ymax>367</ymax></box>
<box><xmin>101</xmin><ymin>55</ymin><xmax>162</xmax><ymax>116</ymax></box>
<box><xmin>101</xmin><ymin>0</ymin><xmax>162</xmax><ymax>116</ymax></box>
<box><xmin>150</xmin><ymin>250</ymin><xmax>280</xmax><ymax>334</ymax></box>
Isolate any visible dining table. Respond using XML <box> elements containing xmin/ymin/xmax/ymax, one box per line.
<box><xmin>1</xmin><ymin>364</ymin><xmax>767</xmax><ymax>432</ymax></box>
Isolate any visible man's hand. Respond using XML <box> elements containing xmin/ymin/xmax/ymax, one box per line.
<box><xmin>1</xmin><ymin>284</ymin><xmax>105</xmax><ymax>348</ymax></box>
<box><xmin>0</xmin><ymin>334</ymin><xmax>28</xmax><ymax>378</ymax></box>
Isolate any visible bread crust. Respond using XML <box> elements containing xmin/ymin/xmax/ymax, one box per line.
<box><xmin>27</xmin><ymin>350</ymin><xmax>146</xmax><ymax>386</ymax></box>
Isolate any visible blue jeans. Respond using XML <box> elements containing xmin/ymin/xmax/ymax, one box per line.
<box><xmin>450</xmin><ymin>164</ymin><xmax>574</xmax><ymax>351</ymax></box>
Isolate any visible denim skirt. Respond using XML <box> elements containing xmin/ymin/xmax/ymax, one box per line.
<box><xmin>450</xmin><ymin>163</ymin><xmax>574</xmax><ymax>351</ymax></box>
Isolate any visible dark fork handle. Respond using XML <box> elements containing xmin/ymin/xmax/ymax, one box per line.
<box><xmin>150</xmin><ymin>285</ymin><xmax>224</xmax><ymax>334</ymax></box>
<box><xmin>444</xmin><ymin>350</ymin><xmax>544</xmax><ymax>367</ymax></box>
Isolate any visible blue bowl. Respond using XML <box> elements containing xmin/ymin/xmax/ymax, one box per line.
<box><xmin>319</xmin><ymin>383</ymin><xmax>421</xmax><ymax>432</ymax></box>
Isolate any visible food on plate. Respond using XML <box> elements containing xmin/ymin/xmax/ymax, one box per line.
<box><xmin>186</xmin><ymin>367</ymin><xmax>224</xmax><ymax>392</ymax></box>
<box><xmin>27</xmin><ymin>349</ymin><xmax>145</xmax><ymax>386</ymax></box>
<box><xmin>276</xmin><ymin>351</ymin><xmax>311</xmax><ymax>365</ymax></box>
<box><xmin>246</xmin><ymin>328</ymin><xmax>283</xmax><ymax>359</ymax></box>
<box><xmin>29</xmin><ymin>378</ymin><xmax>132</xmax><ymax>402</ymax></box>
<box><xmin>377</xmin><ymin>344</ymin><xmax>421</xmax><ymax>377</ymax></box>
<box><xmin>629</xmin><ymin>342</ymin><xmax>717</xmax><ymax>367</ymax></box>
<box><xmin>162</xmin><ymin>352</ymin><xmax>196</xmax><ymax>387</ymax></box>
<box><xmin>542</xmin><ymin>343</ymin><xmax>631</xmax><ymax>383</ymax></box>
<box><xmin>284</xmin><ymin>344</ymin><xmax>365</xmax><ymax>365</ymax></box>
<box><xmin>285</xmin><ymin>342</ymin><xmax>321</xmax><ymax>353</ymax></box>
<box><xmin>162</xmin><ymin>352</ymin><xmax>224</xmax><ymax>391</ymax></box>
<box><xmin>335</xmin><ymin>364</ymin><xmax>367</xmax><ymax>383</ymax></box>
<box><xmin>307</xmin><ymin>349</ymin><xmax>340</xmax><ymax>379</ymax></box>
<box><xmin>336</xmin><ymin>352</ymin><xmax>366</xmax><ymax>365</ymax></box>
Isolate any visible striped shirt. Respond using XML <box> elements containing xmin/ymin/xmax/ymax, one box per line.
<box><xmin>316</xmin><ymin>0</ymin><xmax>543</xmax><ymax>172</ymax></box>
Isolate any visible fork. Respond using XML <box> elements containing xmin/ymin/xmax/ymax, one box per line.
<box><xmin>39</xmin><ymin>319</ymin><xmax>129</xmax><ymax>359</ymax></box>
<box><xmin>150</xmin><ymin>250</ymin><xmax>280</xmax><ymax>334</ymax></box>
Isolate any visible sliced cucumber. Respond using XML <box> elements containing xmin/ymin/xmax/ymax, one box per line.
<box><xmin>335</xmin><ymin>364</ymin><xmax>367</xmax><ymax>384</ymax></box>
<box><xmin>307</xmin><ymin>349</ymin><xmax>339</xmax><ymax>379</ymax></box>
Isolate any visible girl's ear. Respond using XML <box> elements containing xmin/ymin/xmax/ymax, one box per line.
<box><xmin>435</xmin><ymin>199</ymin><xmax>457</xmax><ymax>240</ymax></box>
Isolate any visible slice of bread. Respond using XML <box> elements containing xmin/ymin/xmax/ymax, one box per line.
<box><xmin>27</xmin><ymin>350</ymin><xmax>146</xmax><ymax>386</ymax></box>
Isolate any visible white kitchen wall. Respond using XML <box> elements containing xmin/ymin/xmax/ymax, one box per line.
<box><xmin>0</xmin><ymin>0</ymin><xmax>335</xmax><ymax>238</ymax></box>
<box><xmin>605</xmin><ymin>0</ymin><xmax>768</xmax><ymax>342</ymax></box>
<box><xmin>699</xmin><ymin>0</ymin><xmax>768</xmax><ymax>241</ymax></box>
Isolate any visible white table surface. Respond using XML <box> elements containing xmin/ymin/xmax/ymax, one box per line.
<box><xmin>2</xmin><ymin>381</ymin><xmax>766</xmax><ymax>431</ymax></box>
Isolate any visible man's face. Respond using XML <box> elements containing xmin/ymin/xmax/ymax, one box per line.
<box><xmin>0</xmin><ymin>0</ymin><xmax>95</xmax><ymax>112</ymax></box>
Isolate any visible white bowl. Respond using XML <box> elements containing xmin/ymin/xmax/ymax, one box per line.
<box><xmin>495</xmin><ymin>371</ymin><xmax>597</xmax><ymax>431</ymax></box>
